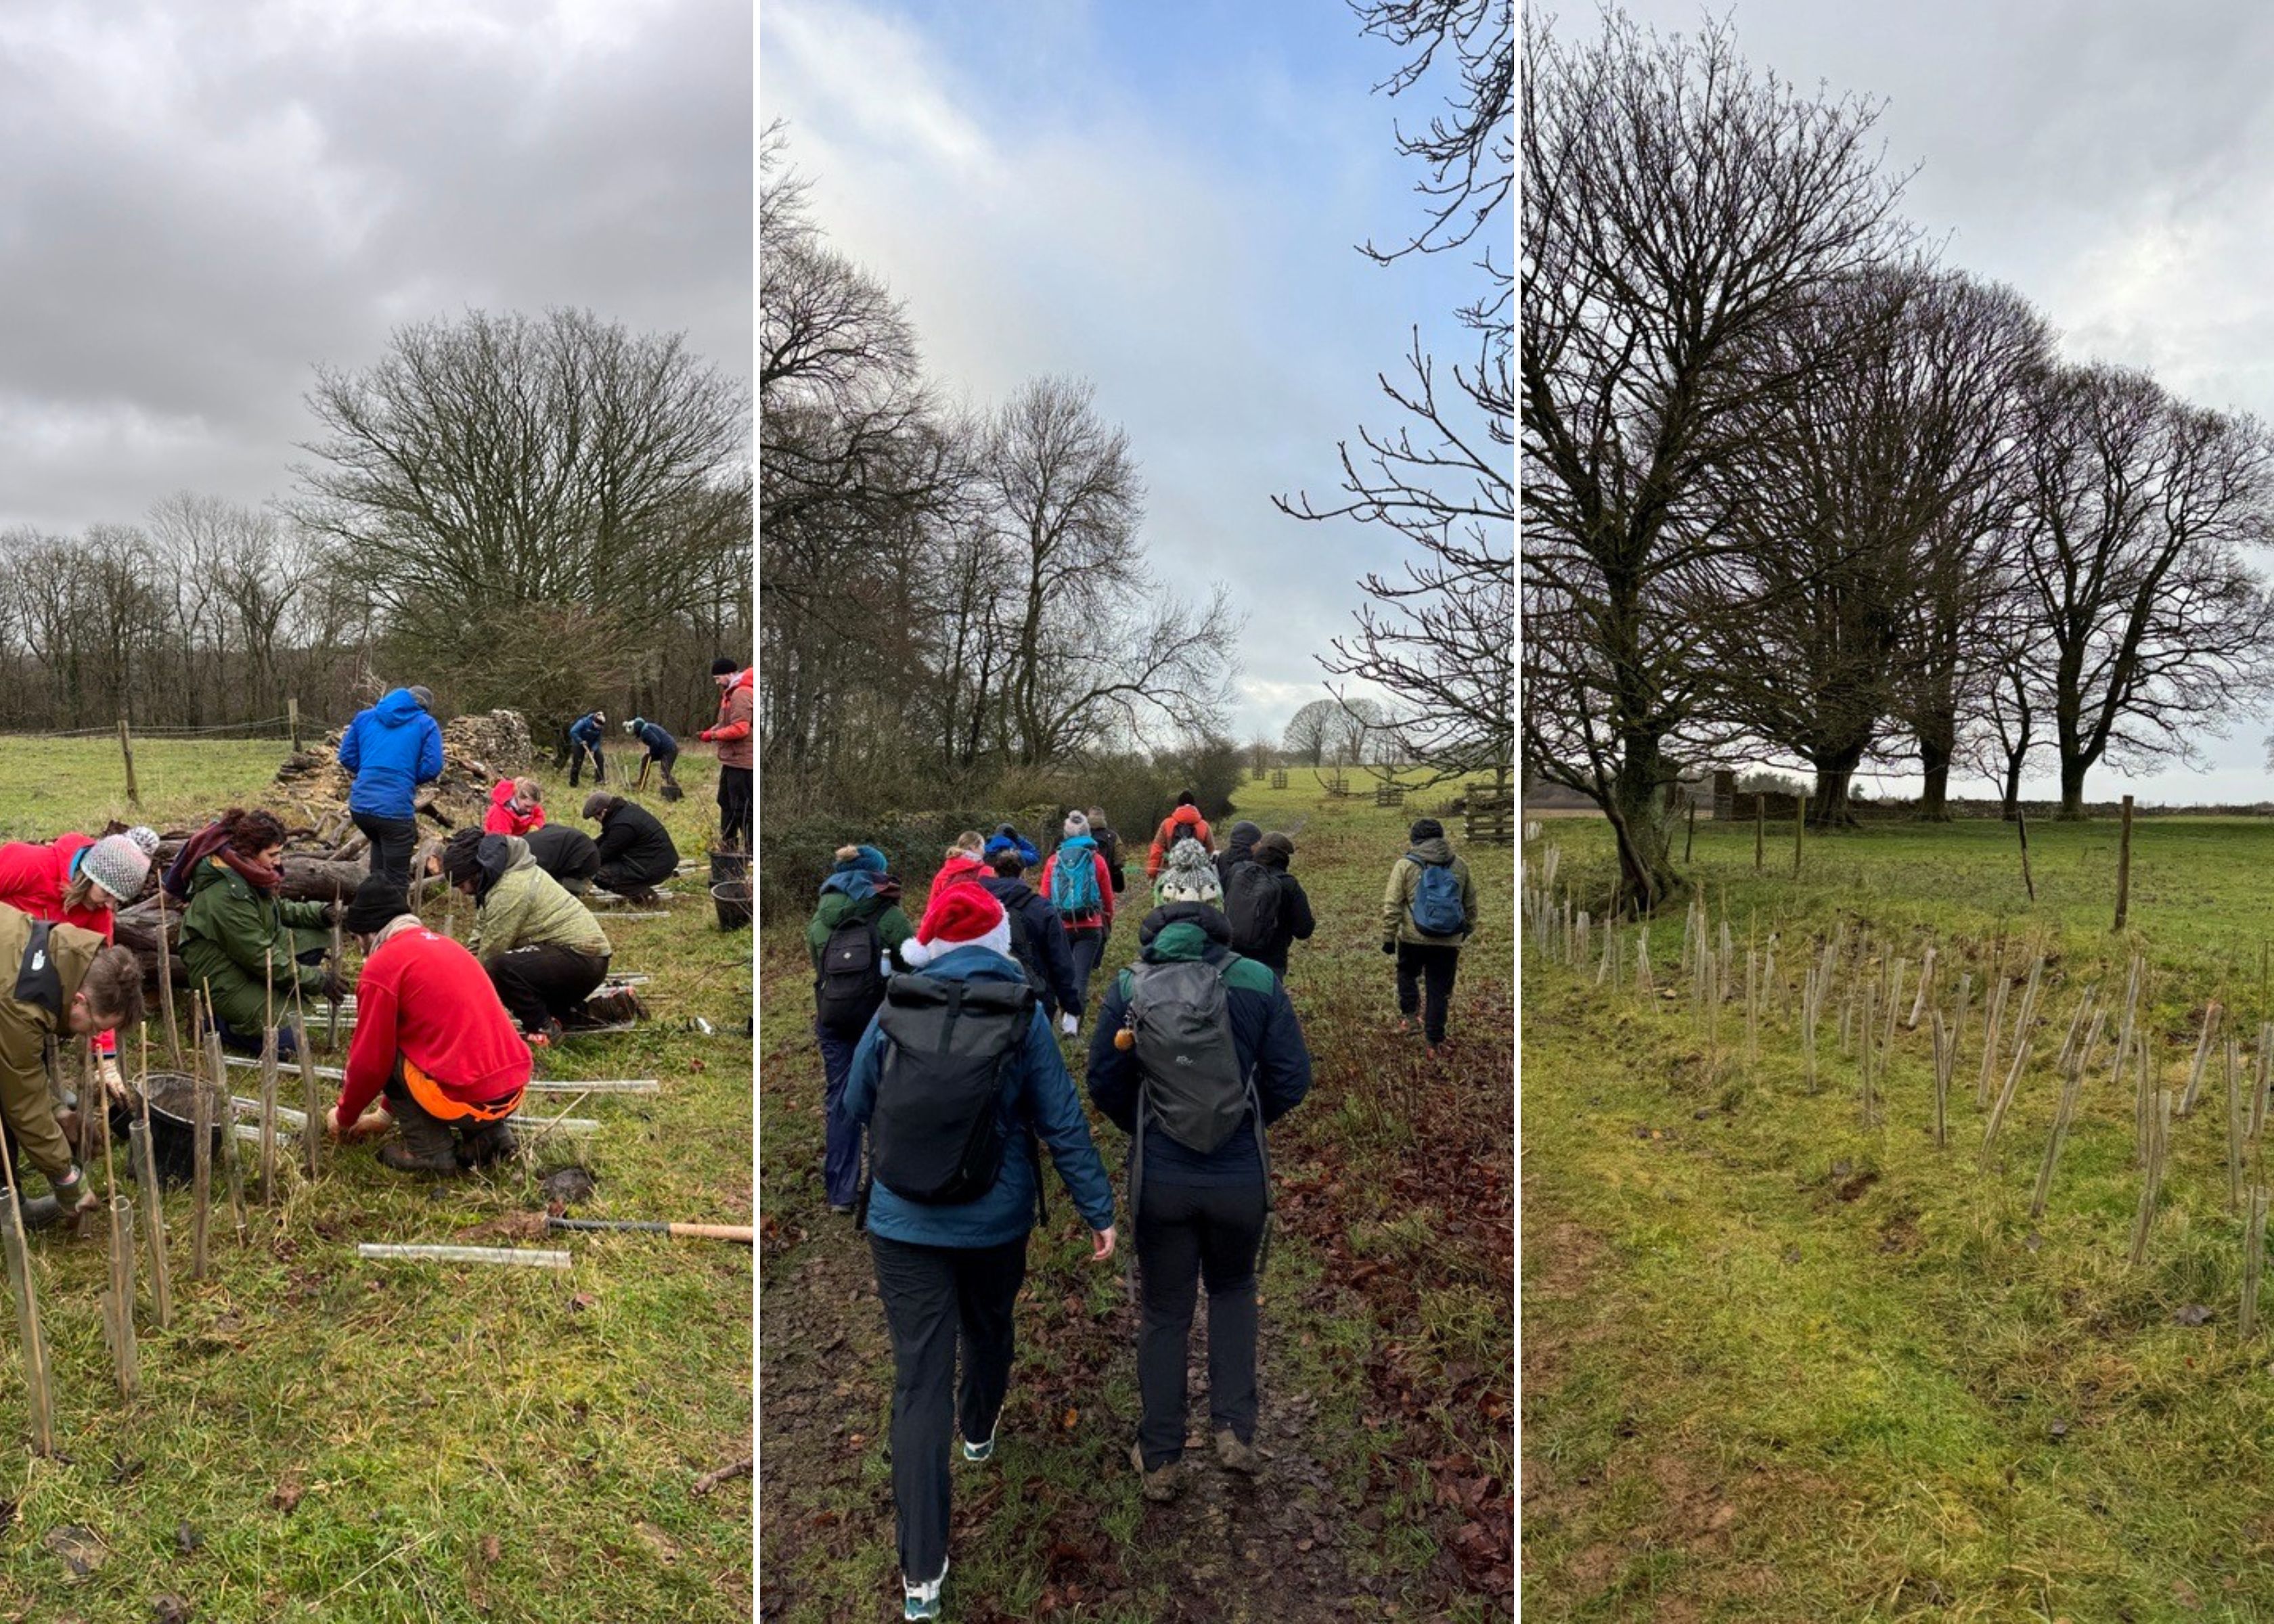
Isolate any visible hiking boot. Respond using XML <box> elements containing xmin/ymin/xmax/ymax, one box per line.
<box><xmin>15</xmin><ymin>1195</ymin><xmax>61</xmax><ymax>1232</ymax></box>
<box><xmin>960</xmin><ymin>1426</ymin><xmax>996</xmax><ymax>1464</ymax></box>
<box><xmin>1214</xmin><ymin>1429</ymin><xmax>1260</xmax><ymax>1474</ymax></box>
<box><xmin>1426</xmin><ymin>1042</ymin><xmax>1448</xmax><ymax>1063</ymax></box>
<box><xmin>458</xmin><ymin>1119</ymin><xmax>518</xmax><ymax>1169</ymax></box>
<box><xmin>527</xmin><ymin>1020</ymin><xmax>564</xmax><ymax>1050</ymax></box>
<box><xmin>1130</xmin><ymin>1441</ymin><xmax>1180</xmax><ymax>1503</ymax></box>
<box><xmin>903</xmin><ymin>1558</ymin><xmax>948</xmax><ymax>1621</ymax></box>
<box><xmin>828</xmin><ymin>1202</ymin><xmax>855</xmax><ymax>1217</ymax></box>
<box><xmin>1396</xmin><ymin>1014</ymin><xmax>1421</xmax><ymax>1038</ymax></box>
<box><xmin>376</xmin><ymin>1108</ymin><xmax>461</xmax><ymax>1175</ymax></box>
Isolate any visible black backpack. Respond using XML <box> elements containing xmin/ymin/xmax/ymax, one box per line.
<box><xmin>866</xmin><ymin>974</ymin><xmax>1037</xmax><ymax>1206</ymax></box>
<box><xmin>1224</xmin><ymin>863</ymin><xmax>1281</xmax><ymax>955</ymax></box>
<box><xmin>1096</xmin><ymin>828</ymin><xmax>1126</xmax><ymax>894</ymax></box>
<box><xmin>814</xmin><ymin>916</ymin><xmax>889</xmax><ymax>1035</ymax></box>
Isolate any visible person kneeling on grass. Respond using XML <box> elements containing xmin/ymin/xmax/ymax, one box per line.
<box><xmin>522</xmin><ymin>823</ymin><xmax>604</xmax><ymax>895</ymax></box>
<box><xmin>583</xmin><ymin>793</ymin><xmax>680</xmax><ymax>900</ymax></box>
<box><xmin>0</xmin><ymin>906</ymin><xmax>143</xmax><ymax>1229</ymax></box>
<box><xmin>325</xmin><ymin>876</ymin><xmax>531</xmax><ymax>1174</ymax></box>
<box><xmin>1086</xmin><ymin>899</ymin><xmax>1312</xmax><ymax>1503</ymax></box>
<box><xmin>170</xmin><ymin>808</ymin><xmax>342</xmax><ymax>1060</ymax></box>
<box><xmin>441</xmin><ymin>830</ymin><xmax>611</xmax><ymax>1047</ymax></box>
<box><xmin>834</xmin><ymin>885</ymin><xmax>1117</xmax><ymax>1622</ymax></box>
<box><xmin>483</xmin><ymin>777</ymin><xmax>547</xmax><ymax>836</ymax></box>
<box><xmin>0</xmin><ymin>831</ymin><xmax>151</xmax><ymax>1102</ymax></box>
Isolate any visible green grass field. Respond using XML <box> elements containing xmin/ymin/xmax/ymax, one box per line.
<box><xmin>0</xmin><ymin>736</ymin><xmax>752</xmax><ymax>1621</ymax></box>
<box><xmin>1523</xmin><ymin>813</ymin><xmax>2274</xmax><ymax>1623</ymax></box>
<box><xmin>759</xmin><ymin>774</ymin><xmax>1513</xmax><ymax>1623</ymax></box>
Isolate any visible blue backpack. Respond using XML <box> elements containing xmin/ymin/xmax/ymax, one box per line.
<box><xmin>1051</xmin><ymin>836</ymin><xmax>1103</xmax><ymax>918</ymax></box>
<box><xmin>1406</xmin><ymin>852</ymin><xmax>1467</xmax><ymax>937</ymax></box>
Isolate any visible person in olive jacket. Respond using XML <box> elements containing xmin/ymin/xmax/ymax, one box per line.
<box><xmin>805</xmin><ymin>844</ymin><xmax>914</xmax><ymax>1215</ymax></box>
<box><xmin>169</xmin><ymin>808</ymin><xmax>343</xmax><ymax>1058</ymax></box>
<box><xmin>0</xmin><ymin>905</ymin><xmax>145</xmax><ymax>1228</ymax></box>
<box><xmin>1380</xmin><ymin>817</ymin><xmax>1481</xmax><ymax>1056</ymax></box>
<box><xmin>442</xmin><ymin>830</ymin><xmax>612</xmax><ymax>1043</ymax></box>
<box><xmin>581</xmin><ymin>793</ymin><xmax>680</xmax><ymax>898</ymax></box>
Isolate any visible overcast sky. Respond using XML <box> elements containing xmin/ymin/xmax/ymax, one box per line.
<box><xmin>1576</xmin><ymin>1</ymin><xmax>2274</xmax><ymax>805</ymax></box>
<box><xmin>0</xmin><ymin>0</ymin><xmax>750</xmax><ymax>537</ymax></box>
<box><xmin>760</xmin><ymin>0</ymin><xmax>1492</xmax><ymax>744</ymax></box>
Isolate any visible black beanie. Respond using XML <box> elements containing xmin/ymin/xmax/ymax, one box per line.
<box><xmin>711</xmin><ymin>656</ymin><xmax>739</xmax><ymax>676</ymax></box>
<box><xmin>1410</xmin><ymin>817</ymin><xmax>1445</xmax><ymax>843</ymax></box>
<box><xmin>1176</xmin><ymin>790</ymin><xmax>1196</xmax><ymax>807</ymax></box>
<box><xmin>343</xmin><ymin>875</ymin><xmax>409</xmax><ymax>935</ymax></box>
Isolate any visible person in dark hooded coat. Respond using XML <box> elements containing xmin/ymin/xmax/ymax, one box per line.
<box><xmin>979</xmin><ymin>847</ymin><xmax>1083</xmax><ymax>1031</ymax></box>
<box><xmin>1213</xmin><ymin>821</ymin><xmax>1261</xmax><ymax>896</ymax></box>
<box><xmin>582</xmin><ymin>794</ymin><xmax>680</xmax><ymax>897</ymax></box>
<box><xmin>522</xmin><ymin>824</ymin><xmax>603</xmax><ymax>893</ymax></box>
<box><xmin>1224</xmin><ymin>830</ymin><xmax>1316</xmax><ymax>978</ymax></box>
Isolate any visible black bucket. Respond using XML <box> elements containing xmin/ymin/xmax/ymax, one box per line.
<box><xmin>711</xmin><ymin>849</ymin><xmax>752</xmax><ymax>931</ymax></box>
<box><xmin>112</xmin><ymin>1073</ymin><xmax>227</xmax><ymax>1188</ymax></box>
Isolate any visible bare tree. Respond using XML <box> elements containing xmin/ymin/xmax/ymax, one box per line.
<box><xmin>2015</xmin><ymin>364</ymin><xmax>2274</xmax><ymax>816</ymax></box>
<box><xmin>1519</xmin><ymin>10</ymin><xmax>1907</xmax><ymax>907</ymax></box>
<box><xmin>1283</xmin><ymin>698</ymin><xmax>1340</xmax><ymax>767</ymax></box>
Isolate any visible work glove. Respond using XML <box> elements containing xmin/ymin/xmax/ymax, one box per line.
<box><xmin>52</xmin><ymin>1167</ymin><xmax>98</xmax><ymax>1219</ymax></box>
<box><xmin>318</xmin><ymin>969</ymin><xmax>349</xmax><ymax>1002</ymax></box>
<box><xmin>1382</xmin><ymin>941</ymin><xmax>1398</xmax><ymax>955</ymax></box>
<box><xmin>96</xmin><ymin>1057</ymin><xmax>129</xmax><ymax>1108</ymax></box>
<box><xmin>1058</xmin><ymin>1012</ymin><xmax>1079</xmax><ymax>1037</ymax></box>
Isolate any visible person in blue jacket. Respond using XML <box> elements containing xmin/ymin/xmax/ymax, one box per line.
<box><xmin>623</xmin><ymin>716</ymin><xmax>680</xmax><ymax>795</ymax></box>
<box><xmin>984</xmin><ymin>823</ymin><xmax>1038</xmax><ymax>870</ymax></box>
<box><xmin>1086</xmin><ymin>899</ymin><xmax>1312</xmax><ymax>1503</ymax></box>
<box><xmin>566</xmin><ymin>709</ymin><xmax>607</xmax><ymax>788</ymax></box>
<box><xmin>336</xmin><ymin>685</ymin><xmax>443</xmax><ymax>888</ymax></box>
<box><xmin>839</xmin><ymin>884</ymin><xmax>1117</xmax><ymax>1622</ymax></box>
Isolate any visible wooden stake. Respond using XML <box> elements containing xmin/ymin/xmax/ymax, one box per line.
<box><xmin>2229</xmin><ymin>1036</ymin><xmax>2247</xmax><ymax>1215</ymax></box>
<box><xmin>2030</xmin><ymin>1019</ymin><xmax>2093</xmax><ymax>1219</ymax></box>
<box><xmin>133</xmin><ymin>1024</ymin><xmax>171</xmax><ymax>1329</ymax></box>
<box><xmin>203</xmin><ymin>1005</ymin><xmax>246</xmax><ymax>1244</ymax></box>
<box><xmin>1794</xmin><ymin>795</ymin><xmax>1806</xmax><ymax>878</ymax></box>
<box><xmin>2183</xmin><ymin>1001</ymin><xmax>2222</xmax><ymax>1118</ymax></box>
<box><xmin>117</xmin><ymin>717</ymin><xmax>139</xmax><ymax>806</ymax></box>
<box><xmin>1930</xmin><ymin>1010</ymin><xmax>1953</xmax><ymax>1148</ymax></box>
<box><xmin>154</xmin><ymin>883</ymin><xmax>179</xmax><ymax>1070</ymax></box>
<box><xmin>190</xmin><ymin>999</ymin><xmax>211</xmax><ymax>1281</ymax></box>
<box><xmin>292</xmin><ymin>981</ymin><xmax>321</xmax><ymax>1181</ymax></box>
<box><xmin>0</xmin><ymin>1129</ymin><xmax>54</xmax><ymax>1454</ymax></box>
<box><xmin>2114</xmin><ymin>794</ymin><xmax>2134</xmax><ymax>931</ymax></box>
<box><xmin>2129</xmin><ymin>1089</ymin><xmax>2172</xmax><ymax>1268</ymax></box>
<box><xmin>2245</xmin><ymin>1186</ymin><xmax>2269</xmax><ymax>1340</ymax></box>
<box><xmin>1684</xmin><ymin>798</ymin><xmax>1696</xmax><ymax>864</ymax></box>
<box><xmin>1909</xmin><ymin>947</ymin><xmax>1936</xmax><ymax>1030</ymax></box>
<box><xmin>2015</xmin><ymin>808</ymin><xmax>2035</xmax><ymax>903</ymax></box>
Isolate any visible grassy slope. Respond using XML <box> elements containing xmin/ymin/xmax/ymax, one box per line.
<box><xmin>759</xmin><ymin>776</ymin><xmax>1514</xmax><ymax>1623</ymax></box>
<box><xmin>1523</xmin><ymin>815</ymin><xmax>2274</xmax><ymax>1623</ymax></box>
<box><xmin>0</xmin><ymin>738</ymin><xmax>752</xmax><ymax>1621</ymax></box>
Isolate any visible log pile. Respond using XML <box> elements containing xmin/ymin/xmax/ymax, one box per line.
<box><xmin>269</xmin><ymin>709</ymin><xmax>535</xmax><ymax>830</ymax></box>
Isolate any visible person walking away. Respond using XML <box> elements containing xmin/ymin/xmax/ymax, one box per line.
<box><xmin>971</xmin><ymin>845</ymin><xmax>1083</xmax><ymax>1033</ymax></box>
<box><xmin>0</xmin><ymin>833</ymin><xmax>151</xmax><ymax>1101</ymax></box>
<box><xmin>0</xmin><ymin>905</ymin><xmax>143</xmax><ymax>1229</ymax></box>
<box><xmin>441</xmin><ymin>832</ymin><xmax>611</xmax><ymax>1045</ymax></box>
<box><xmin>566</xmin><ymin>709</ymin><xmax>608</xmax><ymax>788</ymax></box>
<box><xmin>483</xmin><ymin>778</ymin><xmax>546</xmax><ymax>836</ymax></box>
<box><xmin>701</xmin><ymin>657</ymin><xmax>755</xmax><ymax>851</ymax></box>
<box><xmin>625</xmin><ymin>717</ymin><xmax>682</xmax><ymax>798</ymax></box>
<box><xmin>581</xmin><ymin>793</ymin><xmax>680</xmax><ymax>899</ymax></box>
<box><xmin>914</xmin><ymin>833</ymin><xmax>989</xmax><ymax>918</ymax></box>
<box><xmin>836</xmin><ymin>886</ymin><xmax>1117</xmax><ymax>1620</ymax></box>
<box><xmin>1086</xmin><ymin>808</ymin><xmax>1127</xmax><ymax>897</ymax></box>
<box><xmin>1213</xmin><ymin>821</ymin><xmax>1260</xmax><ymax>895</ymax></box>
<box><xmin>987</xmin><ymin>824</ymin><xmax>1038</xmax><ymax>870</ymax></box>
<box><xmin>337</xmin><ymin>686</ymin><xmax>443</xmax><ymax>888</ymax></box>
<box><xmin>522</xmin><ymin>824</ymin><xmax>603</xmax><ymax>895</ymax></box>
<box><xmin>1040</xmin><ymin>813</ymin><xmax>1115</xmax><ymax>1013</ymax></box>
<box><xmin>1381</xmin><ymin>818</ymin><xmax>1479</xmax><ymax>1058</ymax></box>
<box><xmin>1224</xmin><ymin>831</ymin><xmax>1316</xmax><ymax>980</ymax></box>
<box><xmin>1152</xmin><ymin>836</ymin><xmax>1223</xmax><ymax>911</ymax></box>
<box><xmin>171</xmin><ymin>809</ymin><xmax>342</xmax><ymax>1059</ymax></box>
<box><xmin>1144</xmin><ymin>792</ymin><xmax>1212</xmax><ymax>880</ymax></box>
<box><xmin>806</xmin><ymin>844</ymin><xmax>912</xmax><ymax>1215</ymax></box>
<box><xmin>325</xmin><ymin>876</ymin><xmax>531</xmax><ymax>1173</ymax></box>
<box><xmin>1086</xmin><ymin>897</ymin><xmax>1312</xmax><ymax>1502</ymax></box>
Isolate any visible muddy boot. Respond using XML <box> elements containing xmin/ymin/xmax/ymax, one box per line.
<box><xmin>458</xmin><ymin>1119</ymin><xmax>518</xmax><ymax>1170</ymax></box>
<box><xmin>1130</xmin><ymin>1441</ymin><xmax>1180</xmax><ymax>1503</ymax></box>
<box><xmin>377</xmin><ymin>1108</ymin><xmax>461</xmax><ymax>1175</ymax></box>
<box><xmin>1213</xmin><ymin>1429</ymin><xmax>1260</xmax><ymax>1475</ymax></box>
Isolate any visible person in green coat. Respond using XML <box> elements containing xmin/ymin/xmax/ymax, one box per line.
<box><xmin>0</xmin><ymin>904</ymin><xmax>145</xmax><ymax>1229</ymax></box>
<box><xmin>805</xmin><ymin>844</ymin><xmax>912</xmax><ymax>1214</ymax></box>
<box><xmin>441</xmin><ymin>830</ymin><xmax>612</xmax><ymax>1045</ymax></box>
<box><xmin>1380</xmin><ymin>818</ymin><xmax>1481</xmax><ymax>1058</ymax></box>
<box><xmin>172</xmin><ymin>808</ymin><xmax>342</xmax><ymax>1058</ymax></box>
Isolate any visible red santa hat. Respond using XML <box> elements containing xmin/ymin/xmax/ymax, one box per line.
<box><xmin>899</xmin><ymin>884</ymin><xmax>1013</xmax><ymax>968</ymax></box>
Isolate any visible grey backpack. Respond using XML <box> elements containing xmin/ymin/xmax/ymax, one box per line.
<box><xmin>1128</xmin><ymin>959</ymin><xmax>1249</xmax><ymax>1154</ymax></box>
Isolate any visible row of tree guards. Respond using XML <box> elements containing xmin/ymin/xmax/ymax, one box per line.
<box><xmin>1524</xmin><ymin>842</ymin><xmax>2274</xmax><ymax>1340</ymax></box>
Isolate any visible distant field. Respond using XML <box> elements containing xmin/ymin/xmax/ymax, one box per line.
<box><xmin>0</xmin><ymin>736</ymin><xmax>752</xmax><ymax>1621</ymax></box>
<box><xmin>1525</xmin><ymin>814</ymin><xmax>2274</xmax><ymax>1621</ymax></box>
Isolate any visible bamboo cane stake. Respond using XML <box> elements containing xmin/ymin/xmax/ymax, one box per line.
<box><xmin>2031</xmin><ymin>1014</ymin><xmax>2097</xmax><ymax>1219</ymax></box>
<box><xmin>2256</xmin><ymin>1024</ymin><xmax>2273</xmax><ymax>1144</ymax></box>
<box><xmin>2129</xmin><ymin>1087</ymin><xmax>2172</xmax><ymax>1268</ymax></box>
<box><xmin>357</xmin><ymin>1243</ymin><xmax>571</xmax><ymax>1269</ymax></box>
<box><xmin>2182</xmin><ymin>1001</ymin><xmax>2223</xmax><ymax>1118</ymax></box>
<box><xmin>1930</xmin><ymin>1010</ymin><xmax>1953</xmax><ymax>1149</ymax></box>
<box><xmin>91</xmin><ymin>1051</ymin><xmax>135</xmax><ymax>1397</ymax></box>
<box><xmin>2229</xmin><ymin>1035</ymin><xmax>2247</xmax><ymax>1215</ymax></box>
<box><xmin>1977</xmin><ymin>974</ymin><xmax>2009</xmax><ymax>1109</ymax></box>
<box><xmin>2245</xmin><ymin>1186</ymin><xmax>2270</xmax><ymax>1340</ymax></box>
<box><xmin>191</xmin><ymin>998</ymin><xmax>211</xmax><ymax>1281</ymax></box>
<box><xmin>133</xmin><ymin>1024</ymin><xmax>172</xmax><ymax>1328</ymax></box>
<box><xmin>1982</xmin><ymin>961</ymin><xmax>2045</xmax><ymax>1163</ymax></box>
<box><xmin>1859</xmin><ymin>975</ymin><xmax>1878</xmax><ymax>1127</ymax></box>
<box><xmin>154</xmin><ymin>882</ymin><xmax>180</xmax><ymax>1069</ymax></box>
<box><xmin>202</xmin><ymin>1001</ymin><xmax>246</xmax><ymax>1244</ymax></box>
<box><xmin>0</xmin><ymin>1127</ymin><xmax>54</xmax><ymax>1453</ymax></box>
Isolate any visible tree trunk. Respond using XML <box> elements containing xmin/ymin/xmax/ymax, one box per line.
<box><xmin>1917</xmin><ymin>719</ymin><xmax>1955</xmax><ymax>822</ymax></box>
<box><xmin>1809</xmin><ymin>742</ymin><xmax>1867</xmax><ymax>828</ymax></box>
<box><xmin>1605</xmin><ymin>740</ymin><xmax>1680</xmax><ymax>918</ymax></box>
<box><xmin>2001</xmin><ymin>750</ymin><xmax>2024</xmax><ymax>822</ymax></box>
<box><xmin>2057</xmin><ymin>753</ymin><xmax>2091</xmax><ymax>821</ymax></box>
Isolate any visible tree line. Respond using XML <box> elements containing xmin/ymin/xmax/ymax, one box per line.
<box><xmin>1521</xmin><ymin>9</ymin><xmax>2274</xmax><ymax>909</ymax></box>
<box><xmin>0</xmin><ymin>309</ymin><xmax>752</xmax><ymax>745</ymax></box>
<box><xmin>759</xmin><ymin>126</ymin><xmax>1239</xmax><ymax>818</ymax></box>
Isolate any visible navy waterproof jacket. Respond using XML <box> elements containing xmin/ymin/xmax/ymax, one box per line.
<box><xmin>838</xmin><ymin>946</ymin><xmax>1116</xmax><ymax>1248</ymax></box>
<box><xmin>978</xmin><ymin>874</ymin><xmax>1082</xmax><ymax>1017</ymax></box>
<box><xmin>631</xmin><ymin>720</ymin><xmax>677</xmax><ymax>759</ymax></box>
<box><xmin>1086</xmin><ymin>903</ymin><xmax>1312</xmax><ymax>1188</ymax></box>
<box><xmin>568</xmin><ymin>713</ymin><xmax>604</xmax><ymax>748</ymax></box>
<box><xmin>337</xmin><ymin>690</ymin><xmax>444</xmax><ymax>820</ymax></box>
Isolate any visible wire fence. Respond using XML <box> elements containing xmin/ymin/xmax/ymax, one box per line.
<box><xmin>24</xmin><ymin>715</ymin><xmax>311</xmax><ymax>742</ymax></box>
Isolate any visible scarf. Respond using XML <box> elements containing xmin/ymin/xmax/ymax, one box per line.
<box><xmin>219</xmin><ymin>848</ymin><xmax>283</xmax><ymax>895</ymax></box>
<box><xmin>162</xmin><ymin>824</ymin><xmax>233</xmax><ymax>900</ymax></box>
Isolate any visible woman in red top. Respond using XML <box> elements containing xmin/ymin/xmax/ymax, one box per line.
<box><xmin>0</xmin><ymin>832</ymin><xmax>152</xmax><ymax>1093</ymax></box>
<box><xmin>483</xmin><ymin>779</ymin><xmax>547</xmax><ymax>837</ymax></box>
<box><xmin>326</xmin><ymin>876</ymin><xmax>532</xmax><ymax>1175</ymax></box>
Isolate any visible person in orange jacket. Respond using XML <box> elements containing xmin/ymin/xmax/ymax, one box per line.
<box><xmin>700</xmin><ymin>656</ymin><xmax>753</xmax><ymax>851</ymax></box>
<box><xmin>1144</xmin><ymin>792</ymin><xmax>1213</xmax><ymax>880</ymax></box>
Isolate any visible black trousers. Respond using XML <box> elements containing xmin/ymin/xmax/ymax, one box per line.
<box><xmin>597</xmin><ymin>859</ymin><xmax>675</xmax><ymax>897</ymax></box>
<box><xmin>1396</xmin><ymin>941</ymin><xmax>1462</xmax><ymax>1043</ymax></box>
<box><xmin>353</xmin><ymin>813</ymin><xmax>418</xmax><ymax>890</ymax></box>
<box><xmin>1135</xmin><ymin>1179</ymin><xmax>1266</xmax><ymax>1467</ymax></box>
<box><xmin>568</xmin><ymin>739</ymin><xmax>605</xmax><ymax>787</ymax></box>
<box><xmin>869</xmin><ymin>1232</ymin><xmax>1027</xmax><ymax>1585</ymax></box>
<box><xmin>718</xmin><ymin>765</ymin><xmax>753</xmax><ymax>851</ymax></box>
<box><xmin>485</xmin><ymin>945</ymin><xmax>609</xmax><ymax>1032</ymax></box>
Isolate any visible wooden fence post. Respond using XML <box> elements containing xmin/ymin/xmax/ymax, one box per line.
<box><xmin>118</xmin><ymin>719</ymin><xmax>139</xmax><ymax>807</ymax></box>
<box><xmin>1754</xmin><ymin>798</ymin><xmax>1764</xmax><ymax>874</ymax></box>
<box><xmin>2017</xmin><ymin>808</ymin><xmax>2036</xmax><ymax>903</ymax></box>
<box><xmin>1684</xmin><ymin>797</ymin><xmax>1696</xmax><ymax>863</ymax></box>
<box><xmin>288</xmin><ymin>696</ymin><xmax>300</xmax><ymax>754</ymax></box>
<box><xmin>1793</xmin><ymin>795</ymin><xmax>1806</xmax><ymax>878</ymax></box>
<box><xmin>2114</xmin><ymin>794</ymin><xmax>2134</xmax><ymax>931</ymax></box>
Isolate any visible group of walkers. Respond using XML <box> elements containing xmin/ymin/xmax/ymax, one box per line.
<box><xmin>801</xmin><ymin>789</ymin><xmax>1485</xmax><ymax>1619</ymax></box>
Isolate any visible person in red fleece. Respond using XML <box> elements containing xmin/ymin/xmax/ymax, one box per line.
<box><xmin>1144</xmin><ymin>792</ymin><xmax>1213</xmax><ymax>879</ymax></box>
<box><xmin>483</xmin><ymin>778</ymin><xmax>548</xmax><ymax>837</ymax></box>
<box><xmin>913</xmin><ymin>832</ymin><xmax>991</xmax><ymax>919</ymax></box>
<box><xmin>700</xmin><ymin>656</ymin><xmax>754</xmax><ymax>852</ymax></box>
<box><xmin>325</xmin><ymin>876</ymin><xmax>531</xmax><ymax>1175</ymax></box>
<box><xmin>0</xmin><ymin>832</ymin><xmax>152</xmax><ymax>1099</ymax></box>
